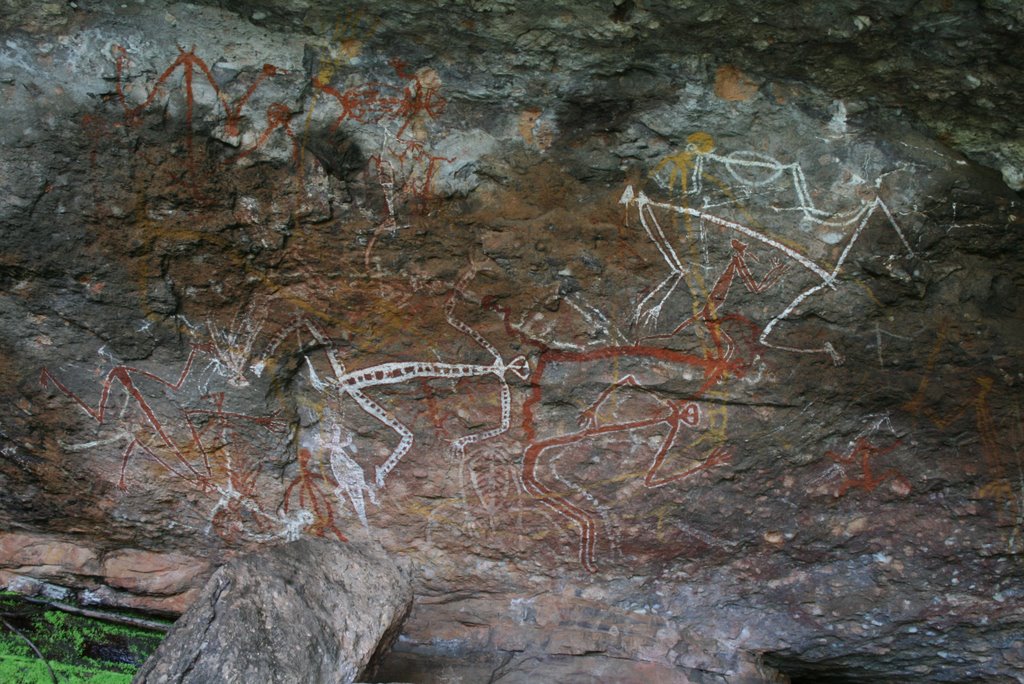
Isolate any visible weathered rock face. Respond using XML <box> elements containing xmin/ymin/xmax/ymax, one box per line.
<box><xmin>133</xmin><ymin>538</ymin><xmax>411</xmax><ymax>684</ymax></box>
<box><xmin>1</xmin><ymin>1</ymin><xmax>1022</xmax><ymax>681</ymax></box>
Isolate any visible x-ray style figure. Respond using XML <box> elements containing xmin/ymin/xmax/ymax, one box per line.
<box><xmin>621</xmin><ymin>131</ymin><xmax>915</xmax><ymax>365</ymax></box>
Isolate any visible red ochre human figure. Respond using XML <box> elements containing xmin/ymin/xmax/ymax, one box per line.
<box><xmin>485</xmin><ymin>299</ymin><xmax>738</xmax><ymax>573</ymax></box>
<box><xmin>283</xmin><ymin>447</ymin><xmax>348</xmax><ymax>541</ymax></box>
<box><xmin>40</xmin><ymin>348</ymin><xmax>288</xmax><ymax>495</ymax></box>
<box><xmin>312</xmin><ymin>59</ymin><xmax>446</xmax><ymax>138</ymax></box>
<box><xmin>390</xmin><ymin>136</ymin><xmax>454</xmax><ymax>202</ymax></box>
<box><xmin>826</xmin><ymin>437</ymin><xmax>910</xmax><ymax>497</ymax></box>
<box><xmin>903</xmin><ymin>328</ymin><xmax>1017</xmax><ymax>534</ymax></box>
<box><xmin>114</xmin><ymin>45</ymin><xmax>281</xmax><ymax>132</ymax></box>
<box><xmin>905</xmin><ymin>340</ymin><xmax>1003</xmax><ymax>478</ymax></box>
<box><xmin>39</xmin><ymin>344</ymin><xmax>215</xmax><ymax>491</ymax></box>
<box><xmin>522</xmin><ymin>385</ymin><xmax>731</xmax><ymax>573</ymax></box>
<box><xmin>313</xmin><ymin>76</ymin><xmax>391</xmax><ymax>129</ymax></box>
<box><xmin>114</xmin><ymin>44</ymin><xmax>284</xmax><ymax>170</ymax></box>
<box><xmin>393</xmin><ymin>66</ymin><xmax>446</xmax><ymax>139</ymax></box>
<box><xmin>640</xmin><ymin>238</ymin><xmax>786</xmax><ymax>361</ymax></box>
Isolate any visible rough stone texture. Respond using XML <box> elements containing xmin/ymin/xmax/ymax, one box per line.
<box><xmin>133</xmin><ymin>538</ymin><xmax>412</xmax><ymax>684</ymax></box>
<box><xmin>0</xmin><ymin>1</ymin><xmax>1022</xmax><ymax>682</ymax></box>
<box><xmin>0</xmin><ymin>532</ymin><xmax>100</xmax><ymax>576</ymax></box>
<box><xmin>0</xmin><ymin>531</ymin><xmax>211</xmax><ymax>615</ymax></box>
<box><xmin>102</xmin><ymin>549</ymin><xmax>211</xmax><ymax>594</ymax></box>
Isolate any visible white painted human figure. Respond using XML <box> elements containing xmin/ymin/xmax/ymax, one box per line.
<box><xmin>205</xmin><ymin>299</ymin><xmax>268</xmax><ymax>388</ymax></box>
<box><xmin>256</xmin><ymin>266</ymin><xmax>529</xmax><ymax>492</ymax></box>
<box><xmin>622</xmin><ymin>131</ymin><xmax>916</xmax><ymax>365</ymax></box>
<box><xmin>323</xmin><ymin>420</ymin><xmax>377</xmax><ymax>528</ymax></box>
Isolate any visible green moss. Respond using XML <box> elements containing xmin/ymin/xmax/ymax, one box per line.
<box><xmin>0</xmin><ymin>630</ymin><xmax>32</xmax><ymax>659</ymax></box>
<box><xmin>0</xmin><ymin>594</ymin><xmax>166</xmax><ymax>682</ymax></box>
<box><xmin>0</xmin><ymin>653</ymin><xmax>133</xmax><ymax>683</ymax></box>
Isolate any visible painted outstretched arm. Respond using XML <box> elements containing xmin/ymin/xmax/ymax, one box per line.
<box><xmin>39</xmin><ymin>344</ymin><xmax>213</xmax><ymax>489</ymax></box>
<box><xmin>288</xmin><ymin>266</ymin><xmax>528</xmax><ymax>493</ymax></box>
<box><xmin>620</xmin><ymin>186</ymin><xmax>688</xmax><ymax>327</ymax></box>
<box><xmin>623</xmin><ymin>183</ymin><xmax>914</xmax><ymax>366</ymax></box>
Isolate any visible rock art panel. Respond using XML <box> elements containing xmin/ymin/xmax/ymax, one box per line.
<box><xmin>625</xmin><ymin>131</ymin><xmax>917</xmax><ymax>365</ymax></box>
<box><xmin>1</xmin><ymin>3</ymin><xmax>1022</xmax><ymax>681</ymax></box>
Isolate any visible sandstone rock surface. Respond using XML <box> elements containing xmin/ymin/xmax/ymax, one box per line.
<box><xmin>133</xmin><ymin>538</ymin><xmax>411</xmax><ymax>684</ymax></box>
<box><xmin>0</xmin><ymin>1</ymin><xmax>1022</xmax><ymax>681</ymax></box>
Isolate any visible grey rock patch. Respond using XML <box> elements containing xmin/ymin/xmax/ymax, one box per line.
<box><xmin>133</xmin><ymin>538</ymin><xmax>412</xmax><ymax>684</ymax></box>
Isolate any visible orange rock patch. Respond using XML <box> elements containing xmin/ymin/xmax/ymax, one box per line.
<box><xmin>714</xmin><ymin>64</ymin><xmax>759</xmax><ymax>101</ymax></box>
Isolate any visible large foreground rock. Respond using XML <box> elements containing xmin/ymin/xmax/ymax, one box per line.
<box><xmin>133</xmin><ymin>539</ymin><xmax>411</xmax><ymax>684</ymax></box>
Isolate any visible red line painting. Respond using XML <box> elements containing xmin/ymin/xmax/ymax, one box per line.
<box><xmin>80</xmin><ymin>113</ymin><xmax>123</xmax><ymax>219</ymax></box>
<box><xmin>416</xmin><ymin>378</ymin><xmax>455</xmax><ymax>441</ymax></box>
<box><xmin>392</xmin><ymin>66</ymin><xmax>447</xmax><ymax>139</ymax></box>
<box><xmin>312</xmin><ymin>60</ymin><xmax>447</xmax><ymax>142</ymax></box>
<box><xmin>109</xmin><ymin>41</ymin><xmax>453</xmax><ymax>242</ymax></box>
<box><xmin>907</xmin><ymin>367</ymin><xmax>1003</xmax><ymax>475</ymax></box>
<box><xmin>186</xmin><ymin>392</ymin><xmax>289</xmax><ymax>541</ymax></box>
<box><xmin>486</xmin><ymin>299</ymin><xmax>740</xmax><ymax>572</ymax></box>
<box><xmin>186</xmin><ymin>385</ymin><xmax>357</xmax><ymax>544</ymax></box>
<box><xmin>183</xmin><ymin>392</ymin><xmax>287</xmax><ymax>465</ymax></box>
<box><xmin>222</xmin><ymin>64</ymin><xmax>283</xmax><ymax>137</ymax></box>
<box><xmin>313</xmin><ymin>59</ymin><xmax>451</xmax><ymax>251</ymax></box>
<box><xmin>205</xmin><ymin>457</ymin><xmax>267</xmax><ymax>542</ymax></box>
<box><xmin>227</xmin><ymin>102</ymin><xmax>301</xmax><ymax>166</ymax></box>
<box><xmin>313</xmin><ymin>77</ymin><xmax>392</xmax><ymax>129</ymax></box>
<box><xmin>638</xmin><ymin>238</ymin><xmax>787</xmax><ymax>360</ymax></box>
<box><xmin>114</xmin><ymin>45</ymin><xmax>280</xmax><ymax>132</ymax></box>
<box><xmin>370</xmin><ymin>135</ymin><xmax>454</xmax><ymax>203</ymax></box>
<box><xmin>112</xmin><ymin>44</ymin><xmax>287</xmax><ymax>171</ymax></box>
<box><xmin>38</xmin><ymin>347</ymin><xmax>292</xmax><ymax>536</ymax></box>
<box><xmin>524</xmin><ymin>392</ymin><xmax>731</xmax><ymax>572</ymax></box>
<box><xmin>39</xmin><ymin>344</ymin><xmax>334</xmax><ymax>542</ymax></box>
<box><xmin>825</xmin><ymin>437</ymin><xmax>910</xmax><ymax>497</ymax></box>
<box><xmin>364</xmin><ymin>133</ymin><xmax>455</xmax><ymax>266</ymax></box>
<box><xmin>283</xmin><ymin>447</ymin><xmax>348</xmax><ymax>541</ymax></box>
<box><xmin>925</xmin><ymin>372</ymin><xmax>1015</xmax><ymax>528</ymax></box>
<box><xmin>39</xmin><ymin>344</ymin><xmax>215</xmax><ymax>490</ymax></box>
<box><xmin>903</xmin><ymin>325</ymin><xmax>1008</xmax><ymax>480</ymax></box>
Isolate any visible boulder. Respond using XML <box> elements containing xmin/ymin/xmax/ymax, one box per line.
<box><xmin>133</xmin><ymin>539</ymin><xmax>411</xmax><ymax>684</ymax></box>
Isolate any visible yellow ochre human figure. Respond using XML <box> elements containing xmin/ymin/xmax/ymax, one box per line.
<box><xmin>652</xmin><ymin>131</ymin><xmax>716</xmax><ymax>196</ymax></box>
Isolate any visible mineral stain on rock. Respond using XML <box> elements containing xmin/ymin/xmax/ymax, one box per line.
<box><xmin>713</xmin><ymin>64</ymin><xmax>761</xmax><ymax>102</ymax></box>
